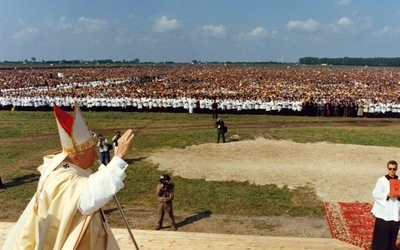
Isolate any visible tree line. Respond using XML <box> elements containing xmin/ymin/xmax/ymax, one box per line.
<box><xmin>299</xmin><ymin>57</ymin><xmax>400</xmax><ymax>67</ymax></box>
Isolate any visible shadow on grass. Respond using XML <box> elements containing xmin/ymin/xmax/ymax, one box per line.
<box><xmin>4</xmin><ymin>173</ymin><xmax>39</xmax><ymax>188</ymax></box>
<box><xmin>2</xmin><ymin>157</ymin><xmax>144</xmax><ymax>189</ymax></box>
<box><xmin>103</xmin><ymin>207</ymin><xmax>119</xmax><ymax>214</ymax></box>
<box><xmin>177</xmin><ymin>210</ymin><xmax>212</xmax><ymax>228</ymax></box>
<box><xmin>125</xmin><ymin>156</ymin><xmax>147</xmax><ymax>165</ymax></box>
<box><xmin>2</xmin><ymin>157</ymin><xmax>145</xmax><ymax>189</ymax></box>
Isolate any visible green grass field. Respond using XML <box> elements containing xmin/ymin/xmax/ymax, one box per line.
<box><xmin>1</xmin><ymin>110</ymin><xmax>400</xmax><ymax>221</ymax></box>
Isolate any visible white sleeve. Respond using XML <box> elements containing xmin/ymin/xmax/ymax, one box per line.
<box><xmin>372</xmin><ymin>177</ymin><xmax>389</xmax><ymax>207</ymax></box>
<box><xmin>78</xmin><ymin>156</ymin><xmax>128</xmax><ymax>215</ymax></box>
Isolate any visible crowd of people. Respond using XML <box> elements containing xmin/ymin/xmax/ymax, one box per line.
<box><xmin>1</xmin><ymin>64</ymin><xmax>400</xmax><ymax>117</ymax></box>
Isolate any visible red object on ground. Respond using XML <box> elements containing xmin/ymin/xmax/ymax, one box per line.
<box><xmin>323</xmin><ymin>202</ymin><xmax>400</xmax><ymax>250</ymax></box>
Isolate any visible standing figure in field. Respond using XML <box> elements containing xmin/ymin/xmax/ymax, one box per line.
<box><xmin>215</xmin><ymin>118</ymin><xmax>226</xmax><ymax>143</ymax></box>
<box><xmin>371</xmin><ymin>160</ymin><xmax>400</xmax><ymax>250</ymax></box>
<box><xmin>155</xmin><ymin>174</ymin><xmax>177</xmax><ymax>231</ymax></box>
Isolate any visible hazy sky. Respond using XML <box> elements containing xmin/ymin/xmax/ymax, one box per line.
<box><xmin>1</xmin><ymin>0</ymin><xmax>400</xmax><ymax>63</ymax></box>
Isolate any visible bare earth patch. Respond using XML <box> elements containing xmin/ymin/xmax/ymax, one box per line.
<box><xmin>143</xmin><ymin>137</ymin><xmax>400</xmax><ymax>237</ymax></box>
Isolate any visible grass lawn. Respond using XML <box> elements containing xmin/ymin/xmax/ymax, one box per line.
<box><xmin>1</xmin><ymin>110</ymin><xmax>400</xmax><ymax>222</ymax></box>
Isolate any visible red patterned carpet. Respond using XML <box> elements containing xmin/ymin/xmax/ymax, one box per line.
<box><xmin>324</xmin><ymin>202</ymin><xmax>400</xmax><ymax>250</ymax></box>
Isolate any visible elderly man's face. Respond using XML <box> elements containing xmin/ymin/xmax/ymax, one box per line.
<box><xmin>76</xmin><ymin>145</ymin><xmax>99</xmax><ymax>169</ymax></box>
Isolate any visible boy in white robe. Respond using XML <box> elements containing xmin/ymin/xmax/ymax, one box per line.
<box><xmin>371</xmin><ymin>160</ymin><xmax>400</xmax><ymax>250</ymax></box>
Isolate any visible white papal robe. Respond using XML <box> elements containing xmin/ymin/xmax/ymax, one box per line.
<box><xmin>3</xmin><ymin>155</ymin><xmax>128</xmax><ymax>250</ymax></box>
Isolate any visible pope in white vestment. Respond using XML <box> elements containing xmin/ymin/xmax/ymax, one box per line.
<box><xmin>3</xmin><ymin>102</ymin><xmax>135</xmax><ymax>250</ymax></box>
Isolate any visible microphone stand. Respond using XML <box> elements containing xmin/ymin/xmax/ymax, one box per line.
<box><xmin>113</xmin><ymin>194</ymin><xmax>140</xmax><ymax>250</ymax></box>
<box><xmin>95</xmin><ymin>144</ymin><xmax>139</xmax><ymax>250</ymax></box>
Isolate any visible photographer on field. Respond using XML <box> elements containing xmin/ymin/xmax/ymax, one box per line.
<box><xmin>97</xmin><ymin>134</ymin><xmax>112</xmax><ymax>165</ymax></box>
<box><xmin>112</xmin><ymin>131</ymin><xmax>121</xmax><ymax>155</ymax></box>
<box><xmin>215</xmin><ymin>118</ymin><xmax>226</xmax><ymax>143</ymax></box>
<box><xmin>155</xmin><ymin>174</ymin><xmax>177</xmax><ymax>231</ymax></box>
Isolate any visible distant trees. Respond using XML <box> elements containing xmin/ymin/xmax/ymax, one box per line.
<box><xmin>95</xmin><ymin>59</ymin><xmax>113</xmax><ymax>64</ymax></box>
<box><xmin>1</xmin><ymin>58</ymin><xmax>142</xmax><ymax>65</ymax></box>
<box><xmin>299</xmin><ymin>57</ymin><xmax>400</xmax><ymax>66</ymax></box>
<box><xmin>5</xmin><ymin>57</ymin><xmax>400</xmax><ymax>67</ymax></box>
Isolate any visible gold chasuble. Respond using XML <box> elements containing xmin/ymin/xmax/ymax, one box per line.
<box><xmin>3</xmin><ymin>166</ymin><xmax>119</xmax><ymax>250</ymax></box>
<box><xmin>3</xmin><ymin>103</ymin><xmax>126</xmax><ymax>250</ymax></box>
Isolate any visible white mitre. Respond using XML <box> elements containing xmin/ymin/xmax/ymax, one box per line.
<box><xmin>34</xmin><ymin>102</ymin><xmax>96</xmax><ymax>214</ymax></box>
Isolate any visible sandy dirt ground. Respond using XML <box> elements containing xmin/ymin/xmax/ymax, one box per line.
<box><xmin>142</xmin><ymin>137</ymin><xmax>400</xmax><ymax>237</ymax></box>
<box><xmin>3</xmin><ymin>136</ymin><xmax>395</xmax><ymax>240</ymax></box>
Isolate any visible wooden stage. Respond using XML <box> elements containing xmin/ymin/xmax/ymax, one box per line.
<box><xmin>0</xmin><ymin>222</ymin><xmax>361</xmax><ymax>249</ymax></box>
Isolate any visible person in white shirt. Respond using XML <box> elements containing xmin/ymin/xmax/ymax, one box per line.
<box><xmin>371</xmin><ymin>160</ymin><xmax>400</xmax><ymax>250</ymax></box>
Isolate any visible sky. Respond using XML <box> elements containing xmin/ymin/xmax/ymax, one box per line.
<box><xmin>1</xmin><ymin>0</ymin><xmax>400</xmax><ymax>63</ymax></box>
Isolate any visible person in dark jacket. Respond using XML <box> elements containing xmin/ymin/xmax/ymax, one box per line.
<box><xmin>215</xmin><ymin>118</ymin><xmax>226</xmax><ymax>143</ymax></box>
<box><xmin>212</xmin><ymin>100</ymin><xmax>218</xmax><ymax>119</ymax></box>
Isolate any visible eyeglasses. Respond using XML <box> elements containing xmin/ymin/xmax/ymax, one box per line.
<box><xmin>389</xmin><ymin>168</ymin><xmax>398</xmax><ymax>171</ymax></box>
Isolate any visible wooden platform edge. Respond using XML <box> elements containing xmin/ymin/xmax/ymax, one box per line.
<box><xmin>0</xmin><ymin>222</ymin><xmax>362</xmax><ymax>250</ymax></box>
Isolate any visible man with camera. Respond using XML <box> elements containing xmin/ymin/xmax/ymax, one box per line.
<box><xmin>155</xmin><ymin>174</ymin><xmax>177</xmax><ymax>231</ymax></box>
<box><xmin>112</xmin><ymin>131</ymin><xmax>122</xmax><ymax>155</ymax></box>
<box><xmin>97</xmin><ymin>134</ymin><xmax>111</xmax><ymax>165</ymax></box>
<box><xmin>215</xmin><ymin>118</ymin><xmax>226</xmax><ymax>143</ymax></box>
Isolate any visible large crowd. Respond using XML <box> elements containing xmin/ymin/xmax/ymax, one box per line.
<box><xmin>1</xmin><ymin>64</ymin><xmax>400</xmax><ymax>117</ymax></box>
